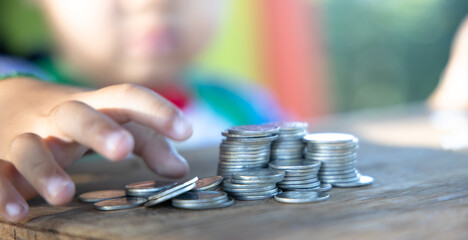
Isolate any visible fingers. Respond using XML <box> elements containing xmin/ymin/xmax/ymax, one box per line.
<box><xmin>77</xmin><ymin>83</ymin><xmax>193</xmax><ymax>141</ymax></box>
<box><xmin>9</xmin><ymin>133</ymin><xmax>75</xmax><ymax>206</ymax></box>
<box><xmin>50</xmin><ymin>101</ymin><xmax>134</xmax><ymax>161</ymax></box>
<box><xmin>124</xmin><ymin>122</ymin><xmax>189</xmax><ymax>178</ymax></box>
<box><xmin>0</xmin><ymin>161</ymin><xmax>28</xmax><ymax>222</ymax></box>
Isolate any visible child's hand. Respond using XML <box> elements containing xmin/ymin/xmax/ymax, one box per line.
<box><xmin>0</xmin><ymin>77</ymin><xmax>192</xmax><ymax>222</ymax></box>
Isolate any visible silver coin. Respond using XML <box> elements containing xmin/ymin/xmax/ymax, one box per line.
<box><xmin>232</xmin><ymin>169</ymin><xmax>286</xmax><ymax>181</ymax></box>
<box><xmin>318</xmin><ymin>172</ymin><xmax>358</xmax><ymax>180</ymax></box>
<box><xmin>173</xmin><ymin>197</ymin><xmax>235</xmax><ymax>210</ymax></box>
<box><xmin>233</xmin><ymin>192</ymin><xmax>277</xmax><ymax>201</ymax></box>
<box><xmin>125</xmin><ymin>181</ymin><xmax>177</xmax><ymax>197</ymax></box>
<box><xmin>172</xmin><ymin>191</ymin><xmax>227</xmax><ymax>204</ymax></box>
<box><xmin>289</xmin><ymin>187</ymin><xmax>320</xmax><ymax>191</ymax></box>
<box><xmin>228</xmin><ymin>188</ymin><xmax>278</xmax><ymax>197</ymax></box>
<box><xmin>228</xmin><ymin>125</ymin><xmax>280</xmax><ymax>135</ymax></box>
<box><xmin>79</xmin><ymin>190</ymin><xmax>126</xmax><ymax>203</ymax></box>
<box><xmin>280</xmin><ymin>178</ymin><xmax>319</xmax><ymax>185</ymax></box>
<box><xmin>320</xmin><ymin>176</ymin><xmax>361</xmax><ymax>184</ymax></box>
<box><xmin>332</xmin><ymin>175</ymin><xmax>374</xmax><ymax>187</ymax></box>
<box><xmin>223</xmin><ymin>179</ymin><xmax>275</xmax><ymax>189</ymax></box>
<box><xmin>265</xmin><ymin>121</ymin><xmax>308</xmax><ymax>131</ymax></box>
<box><xmin>223</xmin><ymin>184</ymin><xmax>276</xmax><ymax>193</ymax></box>
<box><xmin>231</xmin><ymin>178</ymin><xmax>280</xmax><ymax>185</ymax></box>
<box><xmin>193</xmin><ymin>176</ymin><xmax>224</xmax><ymax>191</ymax></box>
<box><xmin>269</xmin><ymin>160</ymin><xmax>321</xmax><ymax>170</ymax></box>
<box><xmin>224</xmin><ymin>135</ymin><xmax>278</xmax><ymax>143</ymax></box>
<box><xmin>274</xmin><ymin>191</ymin><xmax>329</xmax><ymax>203</ymax></box>
<box><xmin>278</xmin><ymin>181</ymin><xmax>321</xmax><ymax>189</ymax></box>
<box><xmin>303</xmin><ymin>132</ymin><xmax>358</xmax><ymax>144</ymax></box>
<box><xmin>145</xmin><ymin>183</ymin><xmax>196</xmax><ymax>207</ymax></box>
<box><xmin>318</xmin><ymin>168</ymin><xmax>356</xmax><ymax>175</ymax></box>
<box><xmin>319</xmin><ymin>183</ymin><xmax>333</xmax><ymax>192</ymax></box>
<box><xmin>94</xmin><ymin>197</ymin><xmax>147</xmax><ymax>211</ymax></box>
<box><xmin>282</xmin><ymin>175</ymin><xmax>317</xmax><ymax>181</ymax></box>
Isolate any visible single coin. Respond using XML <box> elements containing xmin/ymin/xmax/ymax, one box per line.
<box><xmin>172</xmin><ymin>191</ymin><xmax>227</xmax><ymax>204</ymax></box>
<box><xmin>319</xmin><ymin>183</ymin><xmax>333</xmax><ymax>192</ymax></box>
<box><xmin>94</xmin><ymin>197</ymin><xmax>147</xmax><ymax>211</ymax></box>
<box><xmin>228</xmin><ymin>125</ymin><xmax>280</xmax><ymax>135</ymax></box>
<box><xmin>274</xmin><ymin>191</ymin><xmax>329</xmax><ymax>203</ymax></box>
<box><xmin>278</xmin><ymin>181</ymin><xmax>321</xmax><ymax>188</ymax></box>
<box><xmin>303</xmin><ymin>133</ymin><xmax>358</xmax><ymax>144</ymax></box>
<box><xmin>145</xmin><ymin>183</ymin><xmax>196</xmax><ymax>207</ymax></box>
<box><xmin>230</xmin><ymin>178</ymin><xmax>280</xmax><ymax>185</ymax></box>
<box><xmin>193</xmin><ymin>176</ymin><xmax>224</xmax><ymax>191</ymax></box>
<box><xmin>265</xmin><ymin>121</ymin><xmax>308</xmax><ymax>131</ymax></box>
<box><xmin>125</xmin><ymin>181</ymin><xmax>177</xmax><ymax>197</ymax></box>
<box><xmin>332</xmin><ymin>175</ymin><xmax>374</xmax><ymax>188</ymax></box>
<box><xmin>146</xmin><ymin>177</ymin><xmax>198</xmax><ymax>201</ymax></box>
<box><xmin>79</xmin><ymin>190</ymin><xmax>126</xmax><ymax>203</ymax></box>
<box><xmin>228</xmin><ymin>188</ymin><xmax>278</xmax><ymax>197</ymax></box>
<box><xmin>269</xmin><ymin>160</ymin><xmax>321</xmax><ymax>170</ymax></box>
<box><xmin>280</xmin><ymin>178</ymin><xmax>319</xmax><ymax>185</ymax></box>
<box><xmin>173</xmin><ymin>197</ymin><xmax>235</xmax><ymax>210</ymax></box>
<box><xmin>320</xmin><ymin>176</ymin><xmax>360</xmax><ymax>184</ymax></box>
<box><xmin>232</xmin><ymin>169</ymin><xmax>286</xmax><ymax>181</ymax></box>
<box><xmin>223</xmin><ymin>179</ymin><xmax>276</xmax><ymax>190</ymax></box>
<box><xmin>233</xmin><ymin>193</ymin><xmax>277</xmax><ymax>201</ymax></box>
<box><xmin>223</xmin><ymin>184</ymin><xmax>276</xmax><ymax>193</ymax></box>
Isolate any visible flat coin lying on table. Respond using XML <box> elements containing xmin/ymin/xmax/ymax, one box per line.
<box><xmin>172</xmin><ymin>191</ymin><xmax>234</xmax><ymax>210</ymax></box>
<box><xmin>274</xmin><ymin>191</ymin><xmax>329</xmax><ymax>204</ymax></box>
<box><xmin>193</xmin><ymin>176</ymin><xmax>224</xmax><ymax>191</ymax></box>
<box><xmin>125</xmin><ymin>180</ymin><xmax>177</xmax><ymax>197</ymax></box>
<box><xmin>332</xmin><ymin>174</ymin><xmax>374</xmax><ymax>188</ymax></box>
<box><xmin>79</xmin><ymin>190</ymin><xmax>126</xmax><ymax>203</ymax></box>
<box><xmin>145</xmin><ymin>177</ymin><xmax>198</xmax><ymax>207</ymax></box>
<box><xmin>94</xmin><ymin>197</ymin><xmax>147</xmax><ymax>211</ymax></box>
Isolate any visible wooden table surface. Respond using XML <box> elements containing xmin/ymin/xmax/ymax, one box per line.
<box><xmin>1</xmin><ymin>104</ymin><xmax>467</xmax><ymax>240</ymax></box>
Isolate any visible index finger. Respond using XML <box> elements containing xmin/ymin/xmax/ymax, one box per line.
<box><xmin>75</xmin><ymin>84</ymin><xmax>193</xmax><ymax>141</ymax></box>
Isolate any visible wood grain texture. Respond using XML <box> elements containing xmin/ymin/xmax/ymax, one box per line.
<box><xmin>1</xmin><ymin>105</ymin><xmax>467</xmax><ymax>240</ymax></box>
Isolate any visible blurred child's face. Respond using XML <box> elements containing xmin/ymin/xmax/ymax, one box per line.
<box><xmin>40</xmin><ymin>0</ymin><xmax>223</xmax><ymax>87</ymax></box>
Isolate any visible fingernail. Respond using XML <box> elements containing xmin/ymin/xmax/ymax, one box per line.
<box><xmin>106</xmin><ymin>131</ymin><xmax>133</xmax><ymax>153</ymax></box>
<box><xmin>172</xmin><ymin>117</ymin><xmax>192</xmax><ymax>138</ymax></box>
<box><xmin>47</xmin><ymin>177</ymin><xmax>74</xmax><ymax>199</ymax></box>
<box><xmin>5</xmin><ymin>202</ymin><xmax>24</xmax><ymax>218</ymax></box>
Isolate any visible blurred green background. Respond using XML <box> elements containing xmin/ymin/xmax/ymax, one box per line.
<box><xmin>1</xmin><ymin>0</ymin><xmax>467</xmax><ymax>113</ymax></box>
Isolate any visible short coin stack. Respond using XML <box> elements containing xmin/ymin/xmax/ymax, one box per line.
<box><xmin>222</xmin><ymin>169</ymin><xmax>285</xmax><ymax>200</ymax></box>
<box><xmin>217</xmin><ymin>125</ymin><xmax>279</xmax><ymax>178</ymax></box>
<box><xmin>303</xmin><ymin>133</ymin><xmax>374</xmax><ymax>187</ymax></box>
<box><xmin>269</xmin><ymin>122</ymin><xmax>308</xmax><ymax>161</ymax></box>
<box><xmin>172</xmin><ymin>191</ymin><xmax>234</xmax><ymax>210</ymax></box>
<box><xmin>269</xmin><ymin>159</ymin><xmax>323</xmax><ymax>191</ymax></box>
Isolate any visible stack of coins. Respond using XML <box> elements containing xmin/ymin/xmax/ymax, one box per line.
<box><xmin>269</xmin><ymin>122</ymin><xmax>308</xmax><ymax>161</ymax></box>
<box><xmin>222</xmin><ymin>169</ymin><xmax>284</xmax><ymax>200</ymax></box>
<box><xmin>217</xmin><ymin>125</ymin><xmax>279</xmax><ymax>178</ymax></box>
<box><xmin>303</xmin><ymin>133</ymin><xmax>374</xmax><ymax>188</ymax></box>
<box><xmin>269</xmin><ymin>160</ymin><xmax>324</xmax><ymax>191</ymax></box>
<box><xmin>172</xmin><ymin>191</ymin><xmax>234</xmax><ymax>210</ymax></box>
<box><xmin>80</xmin><ymin>176</ymin><xmax>237</xmax><ymax>211</ymax></box>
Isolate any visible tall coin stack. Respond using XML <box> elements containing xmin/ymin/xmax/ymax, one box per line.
<box><xmin>303</xmin><ymin>133</ymin><xmax>374</xmax><ymax>188</ymax></box>
<box><xmin>269</xmin><ymin>122</ymin><xmax>308</xmax><ymax>161</ymax></box>
<box><xmin>217</xmin><ymin>125</ymin><xmax>280</xmax><ymax>178</ymax></box>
